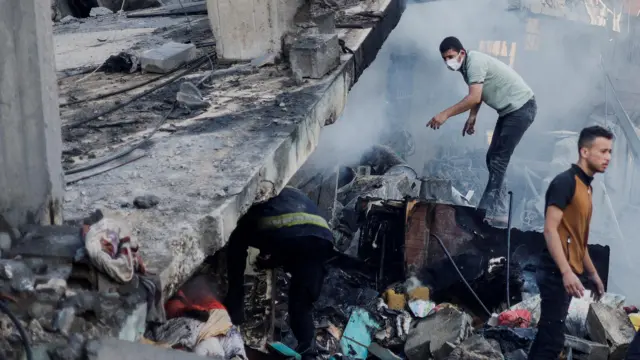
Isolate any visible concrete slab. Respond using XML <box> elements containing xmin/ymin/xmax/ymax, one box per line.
<box><xmin>86</xmin><ymin>337</ymin><xmax>206</xmax><ymax>360</ymax></box>
<box><xmin>61</xmin><ymin>0</ymin><xmax>405</xmax><ymax>297</ymax></box>
<box><xmin>141</xmin><ymin>42</ymin><xmax>197</xmax><ymax>73</ymax></box>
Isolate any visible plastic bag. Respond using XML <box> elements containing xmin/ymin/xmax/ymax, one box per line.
<box><xmin>408</xmin><ymin>299</ymin><xmax>436</xmax><ymax>318</ymax></box>
<box><xmin>498</xmin><ymin>309</ymin><xmax>532</xmax><ymax>328</ymax></box>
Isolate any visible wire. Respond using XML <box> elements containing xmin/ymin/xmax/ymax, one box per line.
<box><xmin>177</xmin><ymin>0</ymin><xmax>194</xmax><ymax>34</ymax></box>
<box><xmin>63</xmin><ymin>55</ymin><xmax>210</xmax><ymax>129</ymax></box>
<box><xmin>430</xmin><ymin>233</ymin><xmax>492</xmax><ymax>317</ymax></box>
<box><xmin>506</xmin><ymin>190</ymin><xmax>514</xmax><ymax>308</ymax></box>
<box><xmin>64</xmin><ymin>102</ymin><xmax>177</xmax><ymax>175</ymax></box>
<box><xmin>0</xmin><ymin>300</ymin><xmax>32</xmax><ymax>360</ymax></box>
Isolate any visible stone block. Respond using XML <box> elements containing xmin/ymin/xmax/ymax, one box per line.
<box><xmin>586</xmin><ymin>302</ymin><xmax>636</xmax><ymax>360</ymax></box>
<box><xmin>141</xmin><ymin>42</ymin><xmax>197</xmax><ymax>74</ymax></box>
<box><xmin>564</xmin><ymin>334</ymin><xmax>609</xmax><ymax>360</ymax></box>
<box><xmin>289</xmin><ymin>34</ymin><xmax>340</xmax><ymax>79</ymax></box>
<box><xmin>86</xmin><ymin>337</ymin><xmax>206</xmax><ymax>360</ymax></box>
<box><xmin>404</xmin><ymin>307</ymin><xmax>473</xmax><ymax>360</ymax></box>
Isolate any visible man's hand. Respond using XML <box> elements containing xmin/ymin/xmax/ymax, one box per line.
<box><xmin>562</xmin><ymin>271</ymin><xmax>585</xmax><ymax>298</ymax></box>
<box><xmin>427</xmin><ymin>112</ymin><xmax>449</xmax><ymax>130</ymax></box>
<box><xmin>590</xmin><ymin>273</ymin><xmax>605</xmax><ymax>301</ymax></box>
<box><xmin>462</xmin><ymin>116</ymin><xmax>476</xmax><ymax>136</ymax></box>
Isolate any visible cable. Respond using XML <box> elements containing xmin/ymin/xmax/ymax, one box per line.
<box><xmin>177</xmin><ymin>0</ymin><xmax>194</xmax><ymax>34</ymax></box>
<box><xmin>0</xmin><ymin>300</ymin><xmax>32</xmax><ymax>360</ymax></box>
<box><xmin>430</xmin><ymin>233</ymin><xmax>492</xmax><ymax>317</ymax></box>
<box><xmin>506</xmin><ymin>190</ymin><xmax>514</xmax><ymax>308</ymax></box>
<box><xmin>63</xmin><ymin>55</ymin><xmax>209</xmax><ymax>129</ymax></box>
<box><xmin>64</xmin><ymin>102</ymin><xmax>176</xmax><ymax>175</ymax></box>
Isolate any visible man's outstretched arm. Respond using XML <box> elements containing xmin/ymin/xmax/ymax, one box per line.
<box><xmin>428</xmin><ymin>84</ymin><xmax>483</xmax><ymax>129</ymax></box>
<box><xmin>442</xmin><ymin>84</ymin><xmax>483</xmax><ymax>118</ymax></box>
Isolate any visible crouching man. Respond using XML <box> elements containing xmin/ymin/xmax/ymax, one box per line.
<box><xmin>224</xmin><ymin>186</ymin><xmax>335</xmax><ymax>360</ymax></box>
<box><xmin>528</xmin><ymin>126</ymin><xmax>612</xmax><ymax>359</ymax></box>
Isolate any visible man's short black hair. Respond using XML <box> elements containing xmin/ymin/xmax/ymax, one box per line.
<box><xmin>578</xmin><ymin>125</ymin><xmax>614</xmax><ymax>150</ymax></box>
<box><xmin>439</xmin><ymin>36</ymin><xmax>464</xmax><ymax>54</ymax></box>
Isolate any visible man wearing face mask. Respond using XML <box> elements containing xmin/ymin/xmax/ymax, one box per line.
<box><xmin>427</xmin><ymin>36</ymin><xmax>537</xmax><ymax>226</ymax></box>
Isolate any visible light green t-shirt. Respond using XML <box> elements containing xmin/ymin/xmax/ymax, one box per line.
<box><xmin>462</xmin><ymin>50</ymin><xmax>534</xmax><ymax>117</ymax></box>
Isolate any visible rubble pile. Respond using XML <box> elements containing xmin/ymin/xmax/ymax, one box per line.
<box><xmin>270</xmin><ymin>143</ymin><xmax>627</xmax><ymax>359</ymax></box>
<box><xmin>0</xmin><ymin>138</ymin><xmax>631</xmax><ymax>359</ymax></box>
<box><xmin>0</xmin><ymin>213</ymin><xmax>164</xmax><ymax>359</ymax></box>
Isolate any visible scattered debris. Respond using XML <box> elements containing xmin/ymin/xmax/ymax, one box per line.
<box><xmin>133</xmin><ymin>195</ymin><xmax>161</xmax><ymax>209</ymax></box>
<box><xmin>407</xmin><ymin>299</ymin><xmax>435</xmax><ymax>318</ymax></box>
<box><xmin>176</xmin><ymin>82</ymin><xmax>209</xmax><ymax>109</ymax></box>
<box><xmin>340</xmin><ymin>308</ymin><xmax>381</xmax><ymax>359</ymax></box>
<box><xmin>404</xmin><ymin>307</ymin><xmax>473</xmax><ymax>360</ymax></box>
<box><xmin>497</xmin><ymin>309</ymin><xmax>531</xmax><ymax>328</ymax></box>
<box><xmin>383</xmin><ymin>289</ymin><xmax>406</xmax><ymax>311</ymax></box>
<box><xmin>447</xmin><ymin>334</ymin><xmax>503</xmax><ymax>360</ymax></box>
<box><xmin>60</xmin><ymin>15</ymin><xmax>78</xmax><ymax>24</ymax></box>
<box><xmin>89</xmin><ymin>7</ymin><xmax>114</xmax><ymax>17</ymax></box>
<box><xmin>103</xmin><ymin>52</ymin><xmax>140</xmax><ymax>74</ymax></box>
<box><xmin>564</xmin><ymin>334</ymin><xmax>610</xmax><ymax>360</ymax></box>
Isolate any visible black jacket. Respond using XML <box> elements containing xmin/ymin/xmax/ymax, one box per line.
<box><xmin>225</xmin><ymin>187</ymin><xmax>333</xmax><ymax>322</ymax></box>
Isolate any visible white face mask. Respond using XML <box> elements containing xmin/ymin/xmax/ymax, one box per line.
<box><xmin>446</xmin><ymin>55</ymin><xmax>462</xmax><ymax>71</ymax></box>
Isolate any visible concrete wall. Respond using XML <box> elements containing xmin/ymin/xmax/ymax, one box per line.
<box><xmin>0</xmin><ymin>0</ymin><xmax>64</xmax><ymax>229</ymax></box>
<box><xmin>205</xmin><ymin>0</ymin><xmax>305</xmax><ymax>60</ymax></box>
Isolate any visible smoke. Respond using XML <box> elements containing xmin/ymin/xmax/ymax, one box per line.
<box><xmin>313</xmin><ymin>0</ymin><xmax>640</xmax><ymax>302</ymax></box>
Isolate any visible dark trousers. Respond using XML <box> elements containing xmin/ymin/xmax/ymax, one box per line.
<box><xmin>626</xmin><ymin>330</ymin><xmax>640</xmax><ymax>360</ymax></box>
<box><xmin>528</xmin><ymin>254</ymin><xmax>572</xmax><ymax>360</ymax></box>
<box><xmin>279</xmin><ymin>236</ymin><xmax>331</xmax><ymax>355</ymax></box>
<box><xmin>478</xmin><ymin>98</ymin><xmax>537</xmax><ymax>216</ymax></box>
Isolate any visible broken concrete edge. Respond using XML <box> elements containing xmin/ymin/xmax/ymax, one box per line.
<box><xmin>86</xmin><ymin>336</ymin><xmax>206</xmax><ymax>360</ymax></box>
<box><xmin>158</xmin><ymin>0</ymin><xmax>405</xmax><ymax>297</ymax></box>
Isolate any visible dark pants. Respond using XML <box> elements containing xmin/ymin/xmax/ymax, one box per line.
<box><xmin>528</xmin><ymin>254</ymin><xmax>572</xmax><ymax>360</ymax></box>
<box><xmin>278</xmin><ymin>236</ymin><xmax>332</xmax><ymax>355</ymax></box>
<box><xmin>626</xmin><ymin>330</ymin><xmax>640</xmax><ymax>360</ymax></box>
<box><xmin>478</xmin><ymin>98</ymin><xmax>537</xmax><ymax>217</ymax></box>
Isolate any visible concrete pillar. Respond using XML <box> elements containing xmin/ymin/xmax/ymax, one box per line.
<box><xmin>0</xmin><ymin>0</ymin><xmax>64</xmax><ymax>229</ymax></box>
<box><xmin>206</xmin><ymin>0</ymin><xmax>305</xmax><ymax>61</ymax></box>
